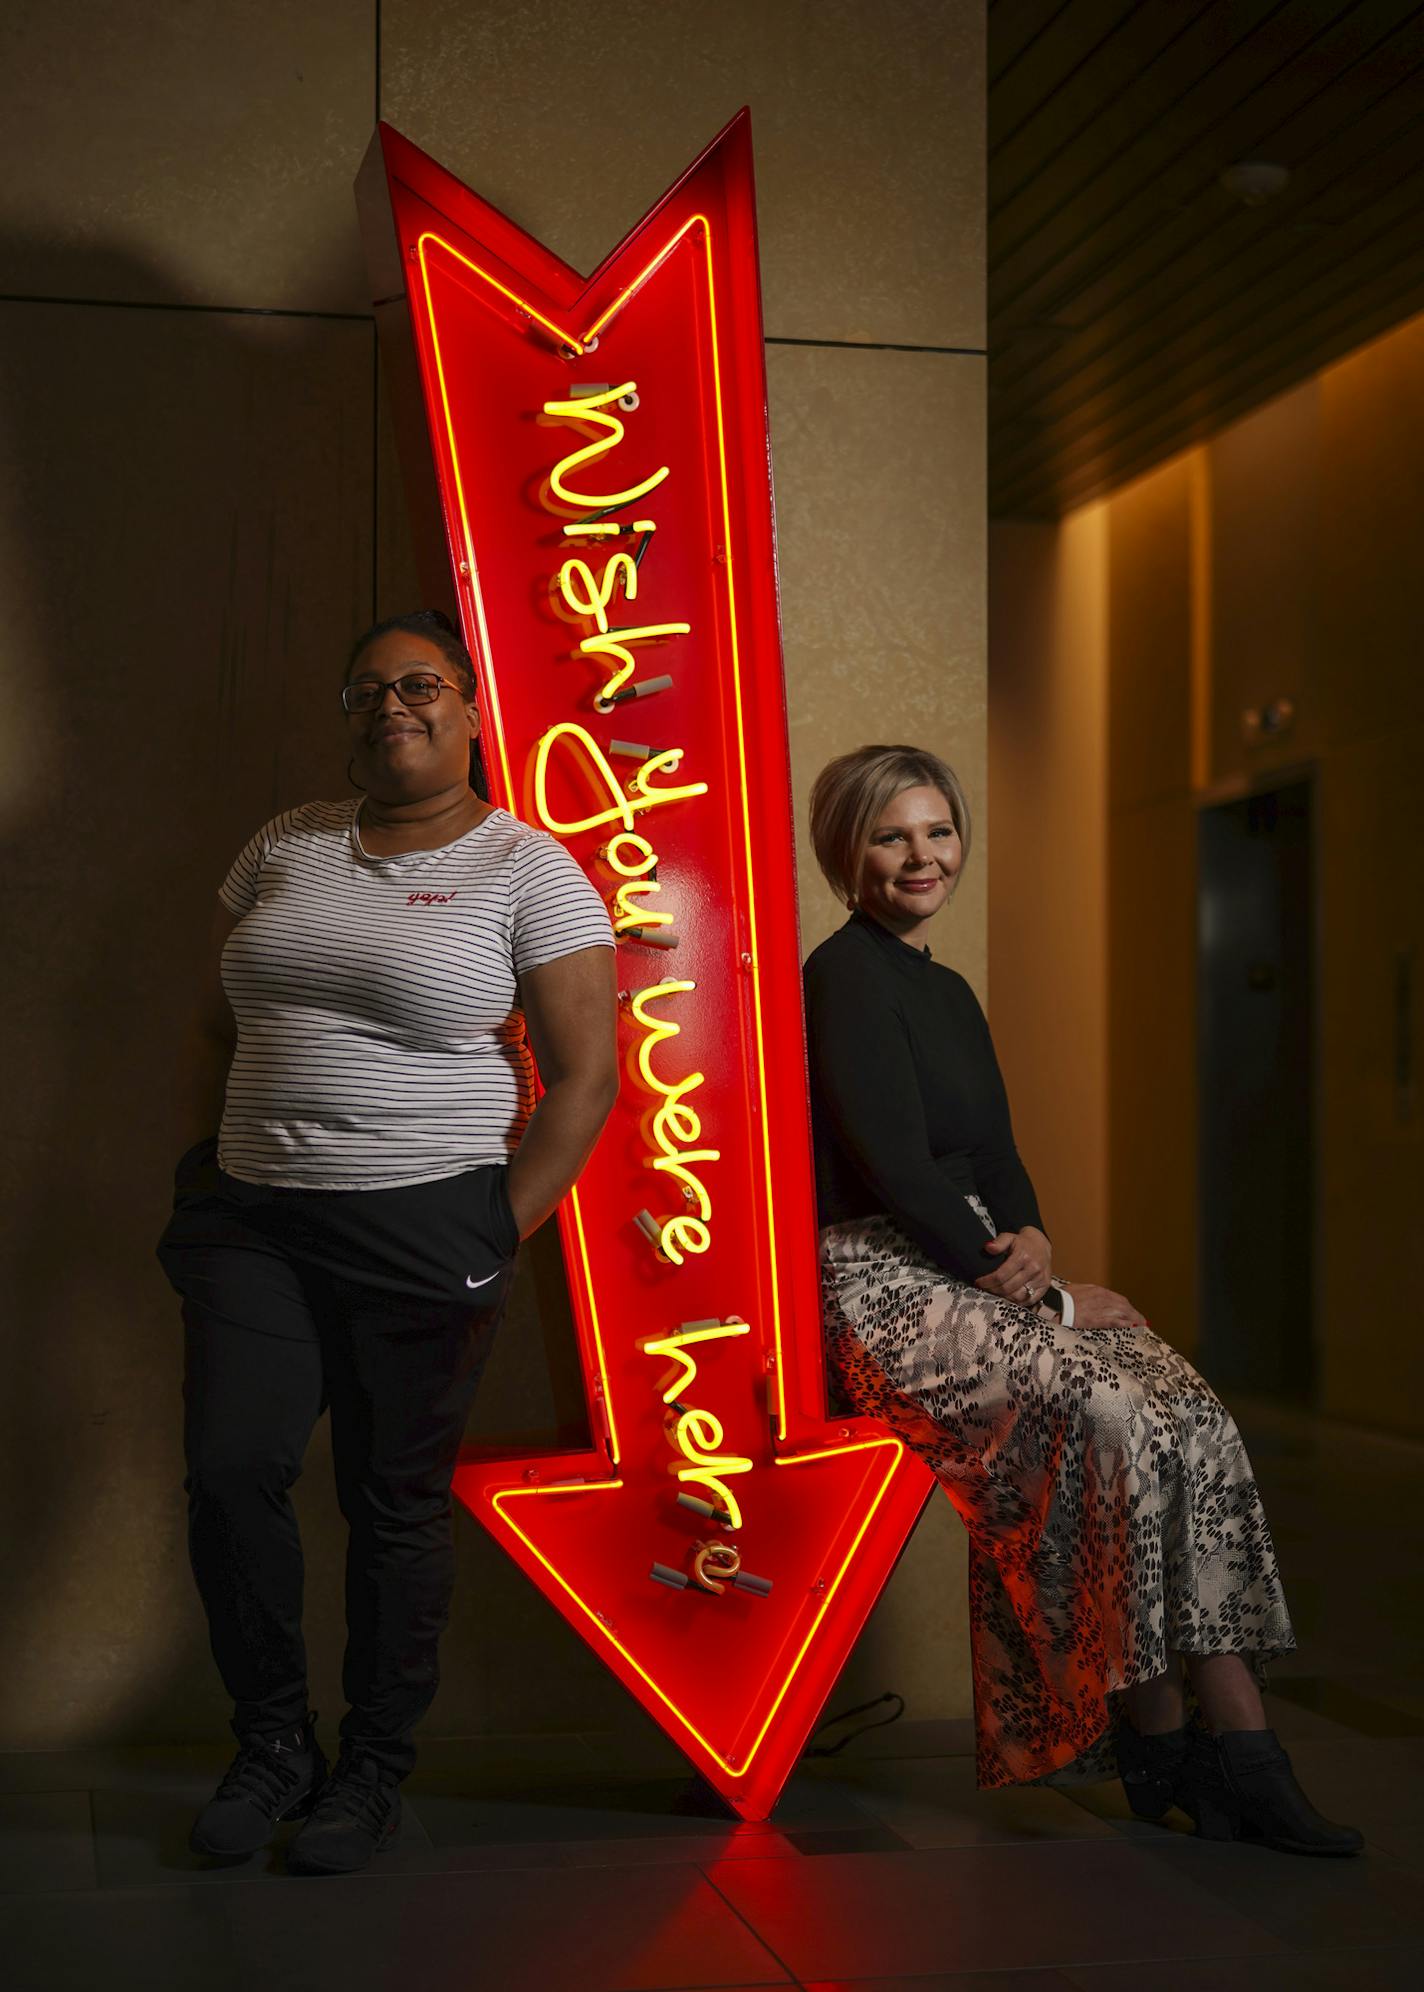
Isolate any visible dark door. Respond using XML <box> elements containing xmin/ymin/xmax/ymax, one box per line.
<box><xmin>1197</xmin><ymin>780</ymin><xmax>1314</xmax><ymax>1400</ymax></box>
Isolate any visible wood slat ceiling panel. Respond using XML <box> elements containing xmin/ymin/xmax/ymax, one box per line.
<box><xmin>994</xmin><ymin>1</ymin><xmax>1423</xmax><ymax>359</ymax></box>
<box><xmin>998</xmin><ymin>268</ymin><xmax>1424</xmax><ymax>517</ymax></box>
<box><xmin>990</xmin><ymin>0</ymin><xmax>1149</xmax><ymax>147</ymax></box>
<box><xmin>989</xmin><ymin>0</ymin><xmax>1424</xmax><ymax>517</ymax></box>
<box><xmin>993</xmin><ymin>145</ymin><xmax>1424</xmax><ymax>488</ymax></box>
<box><xmin>988</xmin><ymin>0</ymin><xmax>1078</xmax><ymax>85</ymax></box>
<box><xmin>993</xmin><ymin>247</ymin><xmax>1424</xmax><ymax>512</ymax></box>
<box><xmin>995</xmin><ymin>0</ymin><xmax>1418</xmax><ymax>338</ymax></box>
<box><xmin>991</xmin><ymin>0</ymin><xmax>1281</xmax><ymax>283</ymax></box>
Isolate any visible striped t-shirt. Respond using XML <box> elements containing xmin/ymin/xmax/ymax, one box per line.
<box><xmin>216</xmin><ymin>800</ymin><xmax>613</xmax><ymax>1189</ymax></box>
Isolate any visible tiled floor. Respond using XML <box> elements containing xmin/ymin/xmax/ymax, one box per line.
<box><xmin>3</xmin><ymin>1403</ymin><xmax>1420</xmax><ymax>1991</ymax></box>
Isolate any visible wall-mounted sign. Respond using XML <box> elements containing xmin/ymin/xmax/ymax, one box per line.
<box><xmin>358</xmin><ymin>110</ymin><xmax>933</xmax><ymax>1821</ymax></box>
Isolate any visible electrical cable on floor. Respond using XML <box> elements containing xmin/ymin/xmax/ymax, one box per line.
<box><xmin>804</xmin><ymin>1690</ymin><xmax>905</xmax><ymax>1757</ymax></box>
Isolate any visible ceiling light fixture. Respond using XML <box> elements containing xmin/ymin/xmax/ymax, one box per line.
<box><xmin>1220</xmin><ymin>160</ymin><xmax>1290</xmax><ymax>207</ymax></box>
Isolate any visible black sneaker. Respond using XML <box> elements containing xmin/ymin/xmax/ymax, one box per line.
<box><xmin>286</xmin><ymin>1752</ymin><xmax>402</xmax><ymax>1875</ymax></box>
<box><xmin>189</xmin><ymin>1716</ymin><xmax>327</xmax><ymax>1860</ymax></box>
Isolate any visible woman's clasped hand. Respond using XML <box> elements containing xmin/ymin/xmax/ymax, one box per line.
<box><xmin>1055</xmin><ymin>1283</ymin><xmax>1149</xmax><ymax>1331</ymax></box>
<box><xmin>973</xmin><ymin>1223</ymin><xmax>1052</xmax><ymax>1303</ymax></box>
<box><xmin>975</xmin><ymin>1229</ymin><xmax>1148</xmax><ymax>1329</ymax></box>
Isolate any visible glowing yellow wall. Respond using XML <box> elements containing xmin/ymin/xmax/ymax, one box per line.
<box><xmin>990</xmin><ymin>310</ymin><xmax>1424</xmax><ymax>1432</ymax></box>
<box><xmin>987</xmin><ymin>509</ymin><xmax>1109</xmax><ymax>1285</ymax></box>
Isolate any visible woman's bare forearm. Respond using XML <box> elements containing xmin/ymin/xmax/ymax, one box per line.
<box><xmin>506</xmin><ymin>1074</ymin><xmax>617</xmax><ymax>1238</ymax></box>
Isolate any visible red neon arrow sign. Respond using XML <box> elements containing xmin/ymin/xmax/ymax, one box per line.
<box><xmin>359</xmin><ymin>112</ymin><xmax>933</xmax><ymax>1821</ymax></box>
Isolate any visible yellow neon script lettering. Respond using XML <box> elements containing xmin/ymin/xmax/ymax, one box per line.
<box><xmin>601</xmin><ymin>832</ymin><xmax>666</xmax><ymax>930</ymax></box>
<box><xmin>660</xmin><ymin>1213</ymin><xmax>711</xmax><ymax>1260</ymax></box>
<box><xmin>557</xmin><ymin>552</ymin><xmax>638</xmax><ymax>633</ymax></box>
<box><xmin>533</xmin><ymin>386</ymin><xmax>716</xmax><ymax>1276</ymax></box>
<box><xmin>652</xmin><ymin>1149</ymin><xmax>717</xmax><ymax>1214</ymax></box>
<box><xmin>582</xmin><ymin>622</ymin><xmax>692</xmax><ymax>705</ymax></box>
<box><xmin>612</xmin><ymin>880</ymin><xmax>671</xmax><ymax>933</ymax></box>
<box><xmin>642</xmin><ymin>1320</ymin><xmax>751</xmax><ymax>1403</ymax></box>
<box><xmin>542</xmin><ymin>383</ymin><xmax>669</xmax><ymax>509</ymax></box>
<box><xmin>674</xmin><ymin>1408</ymin><xmax>752</xmax><ymax>1531</ymax></box>
<box><xmin>534</xmin><ymin>724</ymin><xmax>707</xmax><ymax>839</ymax></box>
<box><xmin>603</xmin><ymin>833</ymin><xmax>657</xmax><ymax>877</ymax></box>
<box><xmin>628</xmin><ymin>981</ymin><xmax>719</xmax><ymax>1264</ymax></box>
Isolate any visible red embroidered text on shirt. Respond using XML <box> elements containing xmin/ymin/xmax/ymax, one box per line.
<box><xmin>406</xmin><ymin>891</ymin><xmax>458</xmax><ymax>906</ymax></box>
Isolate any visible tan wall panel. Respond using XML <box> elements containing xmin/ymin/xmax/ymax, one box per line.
<box><xmin>772</xmin><ymin>345</ymin><xmax>987</xmax><ymax>995</ymax></box>
<box><xmin>987</xmin><ymin>509</ymin><xmax>1109</xmax><ymax>1281</ymax></box>
<box><xmin>1317</xmin><ymin>310</ymin><xmax>1424</xmax><ymax>754</ymax></box>
<box><xmin>835</xmin><ymin>1496</ymin><xmax>970</xmax><ymax>1720</ymax></box>
<box><xmin>382</xmin><ymin>0</ymin><xmax>984</xmax><ymax>349</ymax></box>
<box><xmin>1207</xmin><ymin>382</ymin><xmax>1321</xmax><ymax>787</ymax></box>
<box><xmin>0</xmin><ymin>3</ymin><xmax>373</xmax><ymax>311</ymax></box>
<box><xmin>774</xmin><ymin>340</ymin><xmax>981</xmax><ymax>1717</ymax></box>
<box><xmin>1106</xmin><ymin>796</ymin><xmax>1198</xmax><ymax>1354</ymax></box>
<box><xmin>1316</xmin><ymin>733</ymin><xmax>1424</xmax><ymax>1434</ymax></box>
<box><xmin>0</xmin><ymin>303</ymin><xmax>372</xmax><ymax>1747</ymax></box>
<box><xmin>1105</xmin><ymin>456</ymin><xmax>1193</xmax><ymax>814</ymax></box>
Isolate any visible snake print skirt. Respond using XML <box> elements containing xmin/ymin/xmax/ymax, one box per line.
<box><xmin>821</xmin><ymin>1205</ymin><xmax>1295</xmax><ymax>1789</ymax></box>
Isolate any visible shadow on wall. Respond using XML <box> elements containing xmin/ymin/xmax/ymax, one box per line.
<box><xmin>0</xmin><ymin>231</ymin><xmax>633</xmax><ymax>1754</ymax></box>
<box><xmin>0</xmin><ymin>232</ymin><xmax>359</xmax><ymax>1752</ymax></box>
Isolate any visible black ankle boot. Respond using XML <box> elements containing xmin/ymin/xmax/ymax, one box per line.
<box><xmin>1192</xmin><ymin>1727</ymin><xmax>1363</xmax><ymax>1856</ymax></box>
<box><xmin>1117</xmin><ymin>1722</ymin><xmax>1197</xmax><ymax>1822</ymax></box>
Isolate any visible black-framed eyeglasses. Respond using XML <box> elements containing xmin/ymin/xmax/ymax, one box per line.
<box><xmin>341</xmin><ymin>672</ymin><xmax>463</xmax><ymax>714</ymax></box>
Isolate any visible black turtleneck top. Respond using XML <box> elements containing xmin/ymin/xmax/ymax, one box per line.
<box><xmin>802</xmin><ymin>909</ymin><xmax>1046</xmax><ymax>1284</ymax></box>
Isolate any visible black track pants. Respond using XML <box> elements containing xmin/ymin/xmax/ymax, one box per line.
<box><xmin>157</xmin><ymin>1140</ymin><xmax>518</xmax><ymax>1782</ymax></box>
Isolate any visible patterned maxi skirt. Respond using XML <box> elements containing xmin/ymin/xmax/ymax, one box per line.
<box><xmin>821</xmin><ymin>1204</ymin><xmax>1296</xmax><ymax>1790</ymax></box>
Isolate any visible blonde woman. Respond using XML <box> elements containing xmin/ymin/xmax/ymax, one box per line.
<box><xmin>802</xmin><ymin>744</ymin><xmax>1359</xmax><ymax>1857</ymax></box>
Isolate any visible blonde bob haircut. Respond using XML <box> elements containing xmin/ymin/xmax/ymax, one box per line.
<box><xmin>810</xmin><ymin>745</ymin><xmax>972</xmax><ymax>910</ymax></box>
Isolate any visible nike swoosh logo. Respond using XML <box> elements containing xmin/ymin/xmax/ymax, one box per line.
<box><xmin>465</xmin><ymin>1270</ymin><xmax>500</xmax><ymax>1291</ymax></box>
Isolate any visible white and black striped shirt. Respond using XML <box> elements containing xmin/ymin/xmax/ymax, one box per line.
<box><xmin>217</xmin><ymin>800</ymin><xmax>613</xmax><ymax>1189</ymax></box>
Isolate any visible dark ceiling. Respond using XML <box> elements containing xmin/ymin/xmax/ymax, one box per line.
<box><xmin>988</xmin><ymin>1</ymin><xmax>1424</xmax><ymax>518</ymax></box>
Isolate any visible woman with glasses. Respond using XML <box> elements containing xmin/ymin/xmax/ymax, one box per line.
<box><xmin>158</xmin><ymin>609</ymin><xmax>617</xmax><ymax>1874</ymax></box>
<box><xmin>803</xmin><ymin>743</ymin><xmax>1360</xmax><ymax>1858</ymax></box>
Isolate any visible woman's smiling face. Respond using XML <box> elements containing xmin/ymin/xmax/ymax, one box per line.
<box><xmin>345</xmin><ymin>630</ymin><xmax>479</xmax><ymax>800</ymax></box>
<box><xmin>857</xmin><ymin>784</ymin><xmax>962</xmax><ymax>940</ymax></box>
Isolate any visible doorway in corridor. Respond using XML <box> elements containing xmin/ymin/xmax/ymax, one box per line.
<box><xmin>1197</xmin><ymin>779</ymin><xmax>1315</xmax><ymax>1402</ymax></box>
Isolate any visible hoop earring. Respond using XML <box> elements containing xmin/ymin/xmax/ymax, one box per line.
<box><xmin>346</xmin><ymin>757</ymin><xmax>366</xmax><ymax>792</ymax></box>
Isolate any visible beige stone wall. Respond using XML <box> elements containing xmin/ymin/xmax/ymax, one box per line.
<box><xmin>0</xmin><ymin>3</ymin><xmax>985</xmax><ymax>1747</ymax></box>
